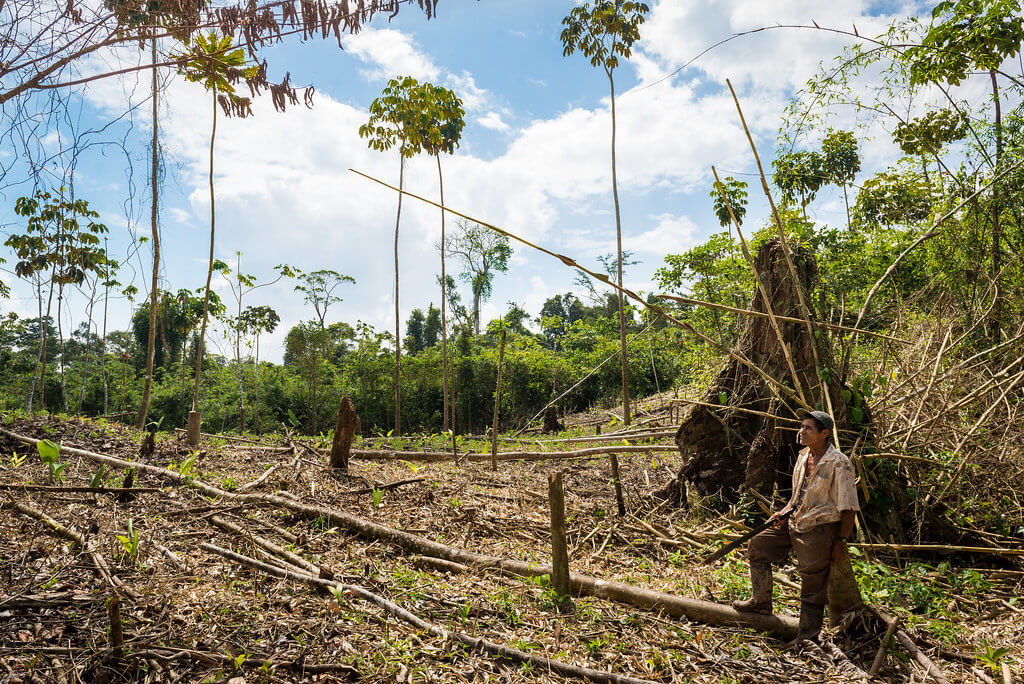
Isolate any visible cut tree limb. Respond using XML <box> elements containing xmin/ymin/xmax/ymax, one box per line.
<box><xmin>349</xmin><ymin>444</ymin><xmax>678</xmax><ymax>463</ymax></box>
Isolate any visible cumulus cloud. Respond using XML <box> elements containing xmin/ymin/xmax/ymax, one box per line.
<box><xmin>477</xmin><ymin>111</ymin><xmax>510</xmax><ymax>132</ymax></box>
<box><xmin>344</xmin><ymin>28</ymin><xmax>441</xmax><ymax>81</ymax></box>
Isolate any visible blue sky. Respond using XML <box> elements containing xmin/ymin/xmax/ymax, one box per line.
<box><xmin>2</xmin><ymin>0</ymin><xmax>947</xmax><ymax>362</ymax></box>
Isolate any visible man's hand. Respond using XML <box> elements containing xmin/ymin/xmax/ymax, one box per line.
<box><xmin>831</xmin><ymin>538</ymin><xmax>849</xmax><ymax>562</ymax></box>
<box><xmin>769</xmin><ymin>507</ymin><xmax>791</xmax><ymax>529</ymax></box>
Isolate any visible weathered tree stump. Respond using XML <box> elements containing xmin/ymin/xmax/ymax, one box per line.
<box><xmin>548</xmin><ymin>471</ymin><xmax>571</xmax><ymax>600</ymax></box>
<box><xmin>542</xmin><ymin>406</ymin><xmax>564</xmax><ymax>434</ymax></box>
<box><xmin>186</xmin><ymin>410</ymin><xmax>201</xmax><ymax>447</ymax></box>
<box><xmin>330</xmin><ymin>396</ymin><xmax>358</xmax><ymax>471</ymax></box>
<box><xmin>660</xmin><ymin>238</ymin><xmax>856</xmax><ymax>504</ymax></box>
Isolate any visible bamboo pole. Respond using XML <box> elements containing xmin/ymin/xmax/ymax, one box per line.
<box><xmin>852</xmin><ymin>543</ymin><xmax>1024</xmax><ymax>557</ymax></box>
<box><xmin>656</xmin><ymin>293</ymin><xmax>910</xmax><ymax>343</ymax></box>
<box><xmin>350</xmin><ymin>444</ymin><xmax>679</xmax><ymax>463</ymax></box>
<box><xmin>868</xmin><ymin>613</ymin><xmax>900</xmax><ymax>677</ymax></box>
<box><xmin>726</xmin><ymin>83</ymin><xmax>833</xmax><ymax>424</ymax></box>
<box><xmin>712</xmin><ymin>165</ymin><xmax>809</xmax><ymax>407</ymax></box>
<box><xmin>515</xmin><ymin>322</ymin><xmax>656</xmax><ymax>436</ymax></box>
<box><xmin>867</xmin><ymin>604</ymin><xmax>951</xmax><ymax>684</ymax></box>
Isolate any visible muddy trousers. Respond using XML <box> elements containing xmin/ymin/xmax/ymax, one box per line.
<box><xmin>746</xmin><ymin>520</ymin><xmax>839</xmax><ymax>607</ymax></box>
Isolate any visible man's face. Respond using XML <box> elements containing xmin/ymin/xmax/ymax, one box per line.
<box><xmin>797</xmin><ymin>418</ymin><xmax>828</xmax><ymax>449</ymax></box>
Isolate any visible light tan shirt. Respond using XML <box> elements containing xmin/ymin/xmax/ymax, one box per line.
<box><xmin>787</xmin><ymin>444</ymin><xmax>860</xmax><ymax>533</ymax></box>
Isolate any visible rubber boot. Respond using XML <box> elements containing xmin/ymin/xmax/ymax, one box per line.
<box><xmin>785</xmin><ymin>601</ymin><xmax>825</xmax><ymax>648</ymax></box>
<box><xmin>731</xmin><ymin>562</ymin><xmax>773</xmax><ymax>614</ymax></box>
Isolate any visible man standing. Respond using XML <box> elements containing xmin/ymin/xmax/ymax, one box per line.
<box><xmin>731</xmin><ymin>411</ymin><xmax>860</xmax><ymax>646</ymax></box>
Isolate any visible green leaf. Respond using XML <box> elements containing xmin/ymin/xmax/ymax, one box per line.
<box><xmin>36</xmin><ymin>439</ymin><xmax>60</xmax><ymax>464</ymax></box>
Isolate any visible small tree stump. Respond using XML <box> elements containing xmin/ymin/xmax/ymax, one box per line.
<box><xmin>186</xmin><ymin>411</ymin><xmax>201</xmax><ymax>447</ymax></box>
<box><xmin>330</xmin><ymin>396</ymin><xmax>358</xmax><ymax>471</ymax></box>
<box><xmin>548</xmin><ymin>471</ymin><xmax>571</xmax><ymax>599</ymax></box>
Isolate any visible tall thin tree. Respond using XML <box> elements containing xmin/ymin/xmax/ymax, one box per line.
<box><xmin>360</xmin><ymin>76</ymin><xmax>459</xmax><ymax>435</ymax></box>
<box><xmin>561</xmin><ymin>0</ymin><xmax>649</xmax><ymax>426</ymax></box>
<box><xmin>176</xmin><ymin>31</ymin><xmax>257</xmax><ymax>440</ymax></box>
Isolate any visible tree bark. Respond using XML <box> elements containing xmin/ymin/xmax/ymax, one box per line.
<box><xmin>548</xmin><ymin>471</ymin><xmax>571</xmax><ymax>598</ymax></box>
<box><xmin>138</xmin><ymin>34</ymin><xmax>160</xmax><ymax>429</ymax></box>
<box><xmin>330</xmin><ymin>396</ymin><xmax>357</xmax><ymax>470</ymax></box>
<box><xmin>989</xmin><ymin>69</ymin><xmax>1003</xmax><ymax>340</ymax></box>
<box><xmin>608</xmin><ymin>69</ymin><xmax>631</xmax><ymax>427</ymax></box>
<box><xmin>438</xmin><ymin>154</ymin><xmax>452</xmax><ymax>435</ymax></box>
<box><xmin>394</xmin><ymin>155</ymin><xmax>404</xmax><ymax>436</ymax></box>
<box><xmin>190</xmin><ymin>86</ymin><xmax>217</xmax><ymax>430</ymax></box>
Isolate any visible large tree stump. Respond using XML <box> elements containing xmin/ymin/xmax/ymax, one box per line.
<box><xmin>330</xmin><ymin>397</ymin><xmax>358</xmax><ymax>471</ymax></box>
<box><xmin>660</xmin><ymin>238</ymin><xmax>866</xmax><ymax>616</ymax></box>
<box><xmin>662</xmin><ymin>238</ymin><xmax>855</xmax><ymax>504</ymax></box>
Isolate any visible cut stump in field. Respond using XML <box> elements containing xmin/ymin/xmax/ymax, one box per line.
<box><xmin>542</xmin><ymin>406</ymin><xmax>565</xmax><ymax>434</ymax></box>
<box><xmin>330</xmin><ymin>396</ymin><xmax>358</xmax><ymax>471</ymax></box>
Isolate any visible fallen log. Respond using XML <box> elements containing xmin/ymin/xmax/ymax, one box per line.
<box><xmin>201</xmin><ymin>543</ymin><xmax>660</xmax><ymax>684</ymax></box>
<box><xmin>0</xmin><ymin>484</ymin><xmax>159</xmax><ymax>494</ymax></box>
<box><xmin>852</xmin><ymin>542</ymin><xmax>1024</xmax><ymax>558</ymax></box>
<box><xmin>0</xmin><ymin>426</ymin><xmax>798</xmax><ymax>639</ymax></box>
<box><xmin>210</xmin><ymin>514</ymin><xmax>326</xmax><ymax>578</ymax></box>
<box><xmin>349</xmin><ymin>444</ymin><xmax>678</xmax><ymax>463</ymax></box>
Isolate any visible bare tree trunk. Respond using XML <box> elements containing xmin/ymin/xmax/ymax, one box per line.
<box><xmin>38</xmin><ymin>261</ymin><xmax>57</xmax><ymax>410</ymax></box>
<box><xmin>76</xmin><ymin>276</ymin><xmax>99</xmax><ymax>414</ymax></box>
<box><xmin>138</xmin><ymin>34</ymin><xmax>160</xmax><ymax>429</ymax></box>
<box><xmin>191</xmin><ymin>88</ymin><xmax>218</xmax><ymax>415</ymax></box>
<box><xmin>236</xmin><ymin>252</ymin><xmax>245</xmax><ymax>432</ymax></box>
<box><xmin>102</xmin><ymin>253</ymin><xmax>109</xmax><ymax>414</ymax></box>
<box><xmin>393</xmin><ymin>155</ymin><xmax>404</xmax><ymax>436</ymax></box>
<box><xmin>989</xmin><ymin>69</ymin><xmax>1002</xmax><ymax>340</ymax></box>
<box><xmin>26</xmin><ymin>278</ymin><xmax>43</xmax><ymax>412</ymax></box>
<box><xmin>608</xmin><ymin>69</ymin><xmax>631</xmax><ymax>426</ymax></box>
<box><xmin>253</xmin><ymin>334</ymin><xmax>260</xmax><ymax>433</ymax></box>
<box><xmin>330</xmin><ymin>396</ymin><xmax>357</xmax><ymax>470</ymax></box>
<box><xmin>437</xmin><ymin>154</ymin><xmax>451</xmax><ymax>434</ymax></box>
<box><xmin>57</xmin><ymin>282</ymin><xmax>68</xmax><ymax>411</ymax></box>
<box><xmin>490</xmin><ymin>325</ymin><xmax>506</xmax><ymax>470</ymax></box>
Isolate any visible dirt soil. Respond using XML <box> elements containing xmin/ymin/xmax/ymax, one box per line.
<box><xmin>1</xmin><ymin>413</ymin><xmax>1020</xmax><ymax>683</ymax></box>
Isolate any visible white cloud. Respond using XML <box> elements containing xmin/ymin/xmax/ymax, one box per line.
<box><xmin>344</xmin><ymin>28</ymin><xmax>440</xmax><ymax>82</ymax></box>
<box><xmin>477</xmin><ymin>111</ymin><xmax>510</xmax><ymax>132</ymax></box>
<box><xmin>634</xmin><ymin>214</ymin><xmax>699</xmax><ymax>255</ymax></box>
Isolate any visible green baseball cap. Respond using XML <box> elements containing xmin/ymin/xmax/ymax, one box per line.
<box><xmin>802</xmin><ymin>410</ymin><xmax>834</xmax><ymax>432</ymax></box>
